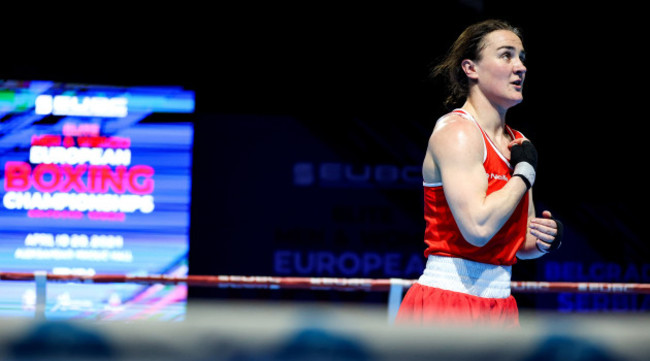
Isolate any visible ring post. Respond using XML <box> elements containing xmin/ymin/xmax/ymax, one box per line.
<box><xmin>387</xmin><ymin>278</ymin><xmax>405</xmax><ymax>324</ymax></box>
<box><xmin>34</xmin><ymin>270</ymin><xmax>47</xmax><ymax>320</ymax></box>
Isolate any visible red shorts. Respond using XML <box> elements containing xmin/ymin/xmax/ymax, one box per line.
<box><xmin>395</xmin><ymin>283</ymin><xmax>519</xmax><ymax>328</ymax></box>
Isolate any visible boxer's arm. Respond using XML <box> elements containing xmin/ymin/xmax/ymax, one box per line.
<box><xmin>516</xmin><ymin>191</ymin><xmax>542</xmax><ymax>259</ymax></box>
<box><xmin>431</xmin><ymin>118</ymin><xmax>530</xmax><ymax>247</ymax></box>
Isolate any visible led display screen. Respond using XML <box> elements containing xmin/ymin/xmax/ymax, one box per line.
<box><xmin>0</xmin><ymin>80</ymin><xmax>194</xmax><ymax>320</ymax></box>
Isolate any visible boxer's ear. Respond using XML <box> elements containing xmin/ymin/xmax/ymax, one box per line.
<box><xmin>461</xmin><ymin>59</ymin><xmax>478</xmax><ymax>81</ymax></box>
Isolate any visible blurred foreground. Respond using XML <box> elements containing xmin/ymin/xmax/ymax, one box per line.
<box><xmin>0</xmin><ymin>300</ymin><xmax>648</xmax><ymax>361</ymax></box>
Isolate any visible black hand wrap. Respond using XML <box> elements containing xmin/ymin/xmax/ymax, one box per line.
<box><xmin>510</xmin><ymin>140</ymin><xmax>538</xmax><ymax>189</ymax></box>
<box><xmin>536</xmin><ymin>217</ymin><xmax>564</xmax><ymax>254</ymax></box>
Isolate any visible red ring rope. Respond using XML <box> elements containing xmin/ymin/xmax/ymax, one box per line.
<box><xmin>1</xmin><ymin>272</ymin><xmax>649</xmax><ymax>294</ymax></box>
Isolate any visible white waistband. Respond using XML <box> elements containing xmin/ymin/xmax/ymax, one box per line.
<box><xmin>416</xmin><ymin>255</ymin><xmax>512</xmax><ymax>298</ymax></box>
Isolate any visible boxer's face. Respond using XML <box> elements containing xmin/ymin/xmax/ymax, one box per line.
<box><xmin>464</xmin><ymin>30</ymin><xmax>527</xmax><ymax>110</ymax></box>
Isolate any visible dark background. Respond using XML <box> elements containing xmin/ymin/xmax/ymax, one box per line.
<box><xmin>2</xmin><ymin>1</ymin><xmax>646</xmax><ymax>311</ymax></box>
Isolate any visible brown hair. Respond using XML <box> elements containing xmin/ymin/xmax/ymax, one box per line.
<box><xmin>432</xmin><ymin>19</ymin><xmax>523</xmax><ymax>109</ymax></box>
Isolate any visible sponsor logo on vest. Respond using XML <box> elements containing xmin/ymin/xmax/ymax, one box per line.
<box><xmin>488</xmin><ymin>173</ymin><xmax>508</xmax><ymax>181</ymax></box>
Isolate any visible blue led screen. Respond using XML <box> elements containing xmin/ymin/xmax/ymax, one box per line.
<box><xmin>0</xmin><ymin>80</ymin><xmax>194</xmax><ymax>320</ymax></box>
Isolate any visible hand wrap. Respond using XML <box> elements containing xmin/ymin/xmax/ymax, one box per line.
<box><xmin>510</xmin><ymin>140</ymin><xmax>538</xmax><ymax>189</ymax></box>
